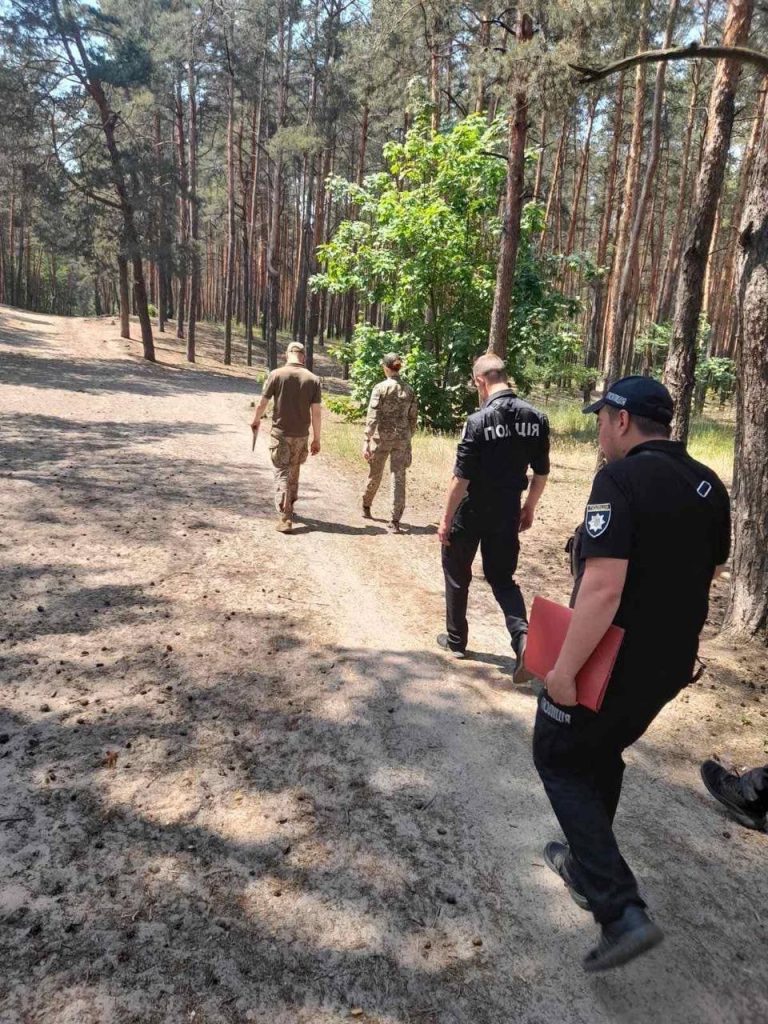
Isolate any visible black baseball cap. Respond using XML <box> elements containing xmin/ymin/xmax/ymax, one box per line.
<box><xmin>583</xmin><ymin>375</ymin><xmax>674</xmax><ymax>425</ymax></box>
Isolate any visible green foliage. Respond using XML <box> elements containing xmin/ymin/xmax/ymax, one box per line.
<box><xmin>147</xmin><ymin>303</ymin><xmax>157</xmax><ymax>319</ymax></box>
<box><xmin>324</xmin><ymin>395</ymin><xmax>365</xmax><ymax>422</ymax></box>
<box><xmin>314</xmin><ymin>113</ymin><xmax>579</xmax><ymax>429</ymax></box>
<box><xmin>635</xmin><ymin>321</ymin><xmax>672</xmax><ymax>374</ymax></box>
<box><xmin>696</xmin><ymin>357</ymin><xmax>736</xmax><ymax>405</ymax></box>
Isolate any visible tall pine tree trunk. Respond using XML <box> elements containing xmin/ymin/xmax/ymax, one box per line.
<box><xmin>223</xmin><ymin>71</ymin><xmax>236</xmax><ymax>365</ymax></box>
<box><xmin>602</xmin><ymin>0</ymin><xmax>649</xmax><ymax>385</ymax></box>
<box><xmin>266</xmin><ymin>5</ymin><xmax>291</xmax><ymax>370</ymax></box>
<box><xmin>187</xmin><ymin>54</ymin><xmax>200</xmax><ymax>363</ymax></box>
<box><xmin>722</xmin><ymin>87</ymin><xmax>768</xmax><ymax>641</ymax></box>
<box><xmin>175</xmin><ymin>82</ymin><xmax>189</xmax><ymax>341</ymax></box>
<box><xmin>487</xmin><ymin>10</ymin><xmax>533</xmax><ymax>359</ymax></box>
<box><xmin>610</xmin><ymin>0</ymin><xmax>679</xmax><ymax>376</ymax></box>
<box><xmin>663</xmin><ymin>0</ymin><xmax>754</xmax><ymax>442</ymax></box>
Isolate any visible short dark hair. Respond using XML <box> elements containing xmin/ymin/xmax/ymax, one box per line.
<box><xmin>606</xmin><ymin>405</ymin><xmax>671</xmax><ymax>438</ymax></box>
<box><xmin>472</xmin><ymin>353</ymin><xmax>508</xmax><ymax>384</ymax></box>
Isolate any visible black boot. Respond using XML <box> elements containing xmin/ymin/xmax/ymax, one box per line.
<box><xmin>583</xmin><ymin>905</ymin><xmax>664</xmax><ymax>973</ymax></box>
<box><xmin>543</xmin><ymin>841</ymin><xmax>590</xmax><ymax>911</ymax></box>
<box><xmin>700</xmin><ymin>760</ymin><xmax>767</xmax><ymax>830</ymax></box>
<box><xmin>512</xmin><ymin>632</ymin><xmax>532</xmax><ymax>685</ymax></box>
<box><xmin>437</xmin><ymin>633</ymin><xmax>465</xmax><ymax>659</ymax></box>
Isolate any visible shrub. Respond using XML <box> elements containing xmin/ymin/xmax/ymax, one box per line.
<box><xmin>324</xmin><ymin>395</ymin><xmax>365</xmax><ymax>422</ymax></box>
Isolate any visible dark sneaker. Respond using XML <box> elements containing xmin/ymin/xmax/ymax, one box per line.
<box><xmin>512</xmin><ymin>632</ymin><xmax>533</xmax><ymax>685</ymax></box>
<box><xmin>543</xmin><ymin>841</ymin><xmax>590</xmax><ymax>911</ymax></box>
<box><xmin>700</xmin><ymin>759</ymin><xmax>767</xmax><ymax>830</ymax></box>
<box><xmin>387</xmin><ymin>520</ymin><xmax>402</xmax><ymax>534</ymax></box>
<box><xmin>583</xmin><ymin>905</ymin><xmax>664</xmax><ymax>973</ymax></box>
<box><xmin>362</xmin><ymin>505</ymin><xmax>372</xmax><ymax>519</ymax></box>
<box><xmin>436</xmin><ymin>634</ymin><xmax>465</xmax><ymax>660</ymax></box>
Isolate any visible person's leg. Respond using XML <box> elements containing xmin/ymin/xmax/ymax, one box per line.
<box><xmin>285</xmin><ymin>436</ymin><xmax>308</xmax><ymax>519</ymax></box>
<box><xmin>535</xmin><ymin>684</ymin><xmax>675</xmax><ymax>920</ymax></box>
<box><xmin>480</xmin><ymin>520</ymin><xmax>527</xmax><ymax>651</ymax></box>
<box><xmin>441</xmin><ymin>509</ymin><xmax>480</xmax><ymax>652</ymax></box>
<box><xmin>268</xmin><ymin>438</ymin><xmax>291</xmax><ymax>517</ymax></box>
<box><xmin>533</xmin><ymin>697</ymin><xmax>643</xmax><ymax>925</ymax></box>
<box><xmin>595</xmin><ymin>750</ymin><xmax>626</xmax><ymax>823</ymax></box>
<box><xmin>363</xmin><ymin>444</ymin><xmax>389</xmax><ymax>511</ymax></box>
<box><xmin>389</xmin><ymin>445</ymin><xmax>411</xmax><ymax>523</ymax></box>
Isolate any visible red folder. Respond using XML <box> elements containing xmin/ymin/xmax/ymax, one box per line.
<box><xmin>524</xmin><ymin>596</ymin><xmax>625</xmax><ymax>712</ymax></box>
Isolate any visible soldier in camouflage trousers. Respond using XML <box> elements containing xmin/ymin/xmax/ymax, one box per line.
<box><xmin>362</xmin><ymin>353</ymin><xmax>418</xmax><ymax>533</ymax></box>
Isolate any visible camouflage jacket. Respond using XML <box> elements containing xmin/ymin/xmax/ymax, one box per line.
<box><xmin>364</xmin><ymin>376</ymin><xmax>418</xmax><ymax>443</ymax></box>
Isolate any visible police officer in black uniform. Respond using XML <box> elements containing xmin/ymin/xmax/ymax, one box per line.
<box><xmin>437</xmin><ymin>353</ymin><xmax>550</xmax><ymax>672</ymax></box>
<box><xmin>533</xmin><ymin>376</ymin><xmax>730</xmax><ymax>972</ymax></box>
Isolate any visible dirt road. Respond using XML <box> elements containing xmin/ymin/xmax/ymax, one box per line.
<box><xmin>1</xmin><ymin>306</ymin><xmax>766</xmax><ymax>1024</ymax></box>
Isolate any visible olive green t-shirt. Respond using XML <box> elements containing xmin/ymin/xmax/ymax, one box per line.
<box><xmin>262</xmin><ymin>364</ymin><xmax>322</xmax><ymax>438</ymax></box>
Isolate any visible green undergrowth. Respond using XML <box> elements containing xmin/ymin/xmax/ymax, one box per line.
<box><xmin>323</xmin><ymin>396</ymin><xmax>735</xmax><ymax>490</ymax></box>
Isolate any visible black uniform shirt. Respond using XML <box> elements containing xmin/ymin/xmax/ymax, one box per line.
<box><xmin>454</xmin><ymin>390</ymin><xmax>550</xmax><ymax>505</ymax></box>
<box><xmin>580</xmin><ymin>440</ymin><xmax>731</xmax><ymax>690</ymax></box>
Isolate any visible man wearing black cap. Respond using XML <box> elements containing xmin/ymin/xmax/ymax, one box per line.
<box><xmin>533</xmin><ymin>375</ymin><xmax>730</xmax><ymax>972</ymax></box>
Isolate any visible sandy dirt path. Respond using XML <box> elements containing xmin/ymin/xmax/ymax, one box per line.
<box><xmin>1</xmin><ymin>306</ymin><xmax>766</xmax><ymax>1024</ymax></box>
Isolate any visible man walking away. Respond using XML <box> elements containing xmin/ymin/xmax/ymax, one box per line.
<box><xmin>251</xmin><ymin>342</ymin><xmax>321</xmax><ymax>533</ymax></box>
<box><xmin>362</xmin><ymin>353</ymin><xmax>418</xmax><ymax>533</ymax></box>
<box><xmin>534</xmin><ymin>376</ymin><xmax>731</xmax><ymax>972</ymax></box>
<box><xmin>437</xmin><ymin>354</ymin><xmax>549</xmax><ymax>676</ymax></box>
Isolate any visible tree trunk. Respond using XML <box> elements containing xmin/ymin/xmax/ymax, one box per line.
<box><xmin>710</xmin><ymin>82</ymin><xmax>765</xmax><ymax>356</ymax></box>
<box><xmin>175</xmin><ymin>82</ymin><xmax>189</xmax><ymax>341</ymax></box>
<box><xmin>721</xmin><ymin>88</ymin><xmax>768</xmax><ymax>641</ymax></box>
<box><xmin>564</xmin><ymin>95</ymin><xmax>597</xmax><ymax>256</ymax></box>
<box><xmin>266</xmin><ymin>5</ymin><xmax>291</xmax><ymax>370</ymax></box>
<box><xmin>602</xmin><ymin>0</ymin><xmax>650</xmax><ymax>385</ymax></box>
<box><xmin>223</xmin><ymin>72</ymin><xmax>236</xmax><ymax>366</ymax></box>
<box><xmin>487</xmin><ymin>10</ymin><xmax>533</xmax><ymax>360</ymax></box>
<box><xmin>305</xmin><ymin>147</ymin><xmax>332</xmax><ymax>371</ymax></box>
<box><xmin>117</xmin><ymin>253</ymin><xmax>130</xmax><ymax>339</ymax></box>
<box><xmin>653</xmin><ymin>12</ymin><xmax>709</xmax><ymax>325</ymax></box>
<box><xmin>187</xmin><ymin>53</ymin><xmax>200</xmax><ymax>363</ymax></box>
<box><xmin>539</xmin><ymin>112</ymin><xmax>568</xmax><ymax>255</ymax></box>
<box><xmin>610</xmin><ymin>0</ymin><xmax>679</xmax><ymax>379</ymax></box>
<box><xmin>663</xmin><ymin>0</ymin><xmax>753</xmax><ymax>443</ymax></box>
<box><xmin>473</xmin><ymin>6</ymin><xmax>491</xmax><ymax>114</ymax></box>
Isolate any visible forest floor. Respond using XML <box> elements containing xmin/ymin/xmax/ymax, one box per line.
<box><xmin>1</xmin><ymin>304</ymin><xmax>767</xmax><ymax>1024</ymax></box>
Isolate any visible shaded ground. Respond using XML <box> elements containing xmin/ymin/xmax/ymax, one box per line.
<box><xmin>0</xmin><ymin>305</ymin><xmax>766</xmax><ymax>1024</ymax></box>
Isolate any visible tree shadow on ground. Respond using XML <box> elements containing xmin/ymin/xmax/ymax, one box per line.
<box><xmin>0</xmin><ymin>349</ymin><xmax>260</xmax><ymax>400</ymax></box>
<box><xmin>1</xmin><ymin>613</ymin><xmax>766</xmax><ymax>1024</ymax></box>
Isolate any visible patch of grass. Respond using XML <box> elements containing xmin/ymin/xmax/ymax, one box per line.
<box><xmin>324</xmin><ymin>399</ymin><xmax>735</xmax><ymax>491</ymax></box>
<box><xmin>688</xmin><ymin>417</ymin><xmax>735</xmax><ymax>484</ymax></box>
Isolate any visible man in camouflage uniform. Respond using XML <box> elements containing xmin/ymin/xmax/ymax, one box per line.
<box><xmin>362</xmin><ymin>353</ymin><xmax>418</xmax><ymax>533</ymax></box>
<box><xmin>250</xmin><ymin>342</ymin><xmax>322</xmax><ymax>533</ymax></box>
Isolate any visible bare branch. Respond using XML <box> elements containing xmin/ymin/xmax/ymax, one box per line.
<box><xmin>570</xmin><ymin>43</ymin><xmax>768</xmax><ymax>85</ymax></box>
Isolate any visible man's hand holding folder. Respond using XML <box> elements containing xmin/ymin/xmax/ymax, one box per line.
<box><xmin>527</xmin><ymin>557</ymin><xmax>627</xmax><ymax>711</ymax></box>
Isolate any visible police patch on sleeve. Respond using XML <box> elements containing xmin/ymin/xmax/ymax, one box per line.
<box><xmin>585</xmin><ymin>502</ymin><xmax>611</xmax><ymax>538</ymax></box>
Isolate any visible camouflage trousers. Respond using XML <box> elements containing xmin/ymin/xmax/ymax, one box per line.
<box><xmin>268</xmin><ymin>434</ymin><xmax>308</xmax><ymax>519</ymax></box>
<box><xmin>363</xmin><ymin>441</ymin><xmax>412</xmax><ymax>523</ymax></box>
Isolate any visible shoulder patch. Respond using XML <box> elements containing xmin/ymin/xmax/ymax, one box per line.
<box><xmin>585</xmin><ymin>502</ymin><xmax>611</xmax><ymax>538</ymax></box>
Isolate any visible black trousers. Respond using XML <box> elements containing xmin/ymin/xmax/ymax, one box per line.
<box><xmin>533</xmin><ymin>681</ymin><xmax>682</xmax><ymax>925</ymax></box>
<box><xmin>442</xmin><ymin>498</ymin><xmax>527</xmax><ymax>652</ymax></box>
